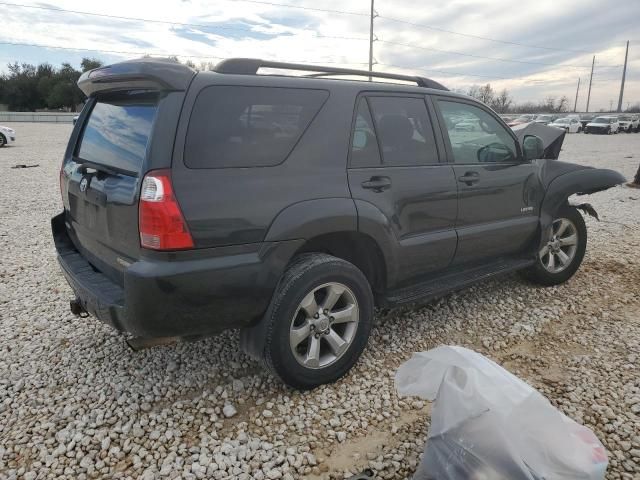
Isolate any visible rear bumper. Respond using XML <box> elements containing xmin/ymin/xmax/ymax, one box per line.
<box><xmin>52</xmin><ymin>213</ymin><xmax>302</xmax><ymax>338</ymax></box>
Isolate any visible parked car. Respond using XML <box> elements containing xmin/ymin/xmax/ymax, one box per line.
<box><xmin>533</xmin><ymin>114</ymin><xmax>555</xmax><ymax>125</ymax></box>
<box><xmin>548</xmin><ymin>117</ymin><xmax>582</xmax><ymax>133</ymax></box>
<box><xmin>584</xmin><ymin>116</ymin><xmax>620</xmax><ymax>134</ymax></box>
<box><xmin>507</xmin><ymin>114</ymin><xmax>534</xmax><ymax>127</ymax></box>
<box><xmin>0</xmin><ymin>125</ymin><xmax>16</xmax><ymax>147</ymax></box>
<box><xmin>73</xmin><ymin>115</ymin><xmax>79</xmax><ymax>125</ymax></box>
<box><xmin>617</xmin><ymin>114</ymin><xmax>639</xmax><ymax>133</ymax></box>
<box><xmin>53</xmin><ymin>58</ymin><xmax>625</xmax><ymax>389</ymax></box>
<box><xmin>579</xmin><ymin>114</ymin><xmax>595</xmax><ymax>130</ymax></box>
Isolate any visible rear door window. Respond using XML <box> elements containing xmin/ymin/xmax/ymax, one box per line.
<box><xmin>77</xmin><ymin>95</ymin><xmax>157</xmax><ymax>173</ymax></box>
<box><xmin>350</xmin><ymin>98</ymin><xmax>382</xmax><ymax>168</ymax></box>
<box><xmin>185</xmin><ymin>86</ymin><xmax>328</xmax><ymax>168</ymax></box>
<box><xmin>367</xmin><ymin>96</ymin><xmax>439</xmax><ymax>166</ymax></box>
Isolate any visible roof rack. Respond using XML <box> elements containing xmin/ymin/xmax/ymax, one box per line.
<box><xmin>212</xmin><ymin>58</ymin><xmax>448</xmax><ymax>91</ymax></box>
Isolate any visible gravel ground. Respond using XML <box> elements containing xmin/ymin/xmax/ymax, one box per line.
<box><xmin>0</xmin><ymin>123</ymin><xmax>639</xmax><ymax>480</ymax></box>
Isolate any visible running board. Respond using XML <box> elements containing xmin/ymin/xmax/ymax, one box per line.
<box><xmin>383</xmin><ymin>258</ymin><xmax>534</xmax><ymax>307</ymax></box>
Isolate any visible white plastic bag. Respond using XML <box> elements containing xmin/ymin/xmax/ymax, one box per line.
<box><xmin>396</xmin><ymin>346</ymin><xmax>607</xmax><ymax>480</ymax></box>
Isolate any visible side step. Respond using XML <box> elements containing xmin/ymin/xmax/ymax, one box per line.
<box><xmin>383</xmin><ymin>257</ymin><xmax>534</xmax><ymax>307</ymax></box>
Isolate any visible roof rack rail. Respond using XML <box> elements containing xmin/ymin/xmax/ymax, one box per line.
<box><xmin>212</xmin><ymin>58</ymin><xmax>448</xmax><ymax>91</ymax></box>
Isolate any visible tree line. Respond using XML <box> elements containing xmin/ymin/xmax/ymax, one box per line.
<box><xmin>461</xmin><ymin>84</ymin><xmax>572</xmax><ymax>114</ymax></box>
<box><xmin>1</xmin><ymin>57</ymin><xmax>638</xmax><ymax>113</ymax></box>
<box><xmin>0</xmin><ymin>58</ymin><xmax>103</xmax><ymax>111</ymax></box>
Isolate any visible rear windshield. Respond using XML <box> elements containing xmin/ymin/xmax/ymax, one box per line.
<box><xmin>77</xmin><ymin>95</ymin><xmax>157</xmax><ymax>173</ymax></box>
<box><xmin>185</xmin><ymin>86</ymin><xmax>328</xmax><ymax>168</ymax></box>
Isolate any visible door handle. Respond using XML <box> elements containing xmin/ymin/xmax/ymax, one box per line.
<box><xmin>361</xmin><ymin>176</ymin><xmax>391</xmax><ymax>192</ymax></box>
<box><xmin>458</xmin><ymin>171</ymin><xmax>480</xmax><ymax>185</ymax></box>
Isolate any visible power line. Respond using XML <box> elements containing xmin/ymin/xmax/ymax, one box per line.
<box><xmin>225</xmin><ymin>0</ymin><xmax>368</xmax><ymax>16</ymax></box>
<box><xmin>0</xmin><ymin>38</ymin><xmax>515</xmax><ymax>80</ymax></box>
<box><xmin>377</xmin><ymin>39</ymin><xmax>592</xmax><ymax>69</ymax></box>
<box><xmin>0</xmin><ymin>40</ymin><xmax>370</xmax><ymax>67</ymax></box>
<box><xmin>0</xmin><ymin>40</ymin><xmax>224</xmax><ymax>59</ymax></box>
<box><xmin>4</xmin><ymin>0</ymin><xmax>627</xmax><ymax>73</ymax></box>
<box><xmin>0</xmin><ymin>2</ymin><xmax>368</xmax><ymax>41</ymax></box>
<box><xmin>377</xmin><ymin>15</ymin><xmax>593</xmax><ymax>54</ymax></box>
<box><xmin>378</xmin><ymin>63</ymin><xmax>511</xmax><ymax>80</ymax></box>
<box><xmin>1</xmin><ymin>2</ymin><xmax>627</xmax><ymax>83</ymax></box>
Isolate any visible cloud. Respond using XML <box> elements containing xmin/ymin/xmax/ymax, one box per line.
<box><xmin>1</xmin><ymin>0</ymin><xmax>638</xmax><ymax>110</ymax></box>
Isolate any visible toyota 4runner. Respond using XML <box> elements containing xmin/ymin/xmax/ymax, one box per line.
<box><xmin>53</xmin><ymin>58</ymin><xmax>625</xmax><ymax>389</ymax></box>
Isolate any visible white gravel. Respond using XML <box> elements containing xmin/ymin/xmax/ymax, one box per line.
<box><xmin>0</xmin><ymin>123</ymin><xmax>639</xmax><ymax>480</ymax></box>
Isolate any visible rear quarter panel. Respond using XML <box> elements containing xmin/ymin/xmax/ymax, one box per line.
<box><xmin>170</xmin><ymin>73</ymin><xmax>357</xmax><ymax>248</ymax></box>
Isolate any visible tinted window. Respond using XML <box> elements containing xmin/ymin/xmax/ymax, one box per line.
<box><xmin>438</xmin><ymin>100</ymin><xmax>518</xmax><ymax>164</ymax></box>
<box><xmin>368</xmin><ymin>97</ymin><xmax>438</xmax><ymax>166</ymax></box>
<box><xmin>185</xmin><ymin>86</ymin><xmax>328</xmax><ymax>168</ymax></box>
<box><xmin>350</xmin><ymin>98</ymin><xmax>381</xmax><ymax>167</ymax></box>
<box><xmin>77</xmin><ymin>97</ymin><xmax>157</xmax><ymax>173</ymax></box>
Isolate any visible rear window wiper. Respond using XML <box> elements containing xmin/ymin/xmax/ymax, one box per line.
<box><xmin>74</xmin><ymin>158</ymin><xmax>138</xmax><ymax>177</ymax></box>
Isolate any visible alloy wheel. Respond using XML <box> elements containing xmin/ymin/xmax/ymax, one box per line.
<box><xmin>539</xmin><ymin>218</ymin><xmax>578</xmax><ymax>274</ymax></box>
<box><xmin>289</xmin><ymin>282</ymin><xmax>359</xmax><ymax>369</ymax></box>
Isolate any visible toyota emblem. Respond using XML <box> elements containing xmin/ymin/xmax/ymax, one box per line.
<box><xmin>79</xmin><ymin>177</ymin><xmax>89</xmax><ymax>192</ymax></box>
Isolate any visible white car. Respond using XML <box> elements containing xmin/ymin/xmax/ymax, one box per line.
<box><xmin>585</xmin><ymin>116</ymin><xmax>620</xmax><ymax>134</ymax></box>
<box><xmin>0</xmin><ymin>125</ymin><xmax>16</xmax><ymax>147</ymax></box>
<box><xmin>549</xmin><ymin>117</ymin><xmax>582</xmax><ymax>133</ymax></box>
<box><xmin>617</xmin><ymin>114</ymin><xmax>639</xmax><ymax>133</ymax></box>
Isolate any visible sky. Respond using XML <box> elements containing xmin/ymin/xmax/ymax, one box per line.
<box><xmin>1</xmin><ymin>0</ymin><xmax>639</xmax><ymax>112</ymax></box>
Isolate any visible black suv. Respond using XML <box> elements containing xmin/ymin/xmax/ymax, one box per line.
<box><xmin>53</xmin><ymin>58</ymin><xmax>624</xmax><ymax>389</ymax></box>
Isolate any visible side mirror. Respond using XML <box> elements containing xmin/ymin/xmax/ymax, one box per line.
<box><xmin>523</xmin><ymin>135</ymin><xmax>544</xmax><ymax>161</ymax></box>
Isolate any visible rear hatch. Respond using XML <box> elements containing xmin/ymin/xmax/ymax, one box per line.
<box><xmin>61</xmin><ymin>91</ymin><xmax>158</xmax><ymax>285</ymax></box>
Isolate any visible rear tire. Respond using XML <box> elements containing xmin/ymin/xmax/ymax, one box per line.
<box><xmin>0</xmin><ymin>133</ymin><xmax>5</xmax><ymax>147</ymax></box>
<box><xmin>242</xmin><ymin>253</ymin><xmax>374</xmax><ymax>390</ymax></box>
<box><xmin>520</xmin><ymin>206</ymin><xmax>587</xmax><ymax>286</ymax></box>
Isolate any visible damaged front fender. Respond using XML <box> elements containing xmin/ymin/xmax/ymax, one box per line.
<box><xmin>537</xmin><ymin>160</ymin><xmax>626</xmax><ymax>246</ymax></box>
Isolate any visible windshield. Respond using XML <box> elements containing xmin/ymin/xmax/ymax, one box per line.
<box><xmin>593</xmin><ymin>118</ymin><xmax>609</xmax><ymax>124</ymax></box>
<box><xmin>77</xmin><ymin>94</ymin><xmax>157</xmax><ymax>173</ymax></box>
<box><xmin>536</xmin><ymin>115</ymin><xmax>552</xmax><ymax>121</ymax></box>
<box><xmin>554</xmin><ymin>118</ymin><xmax>569</xmax><ymax>124</ymax></box>
<box><xmin>619</xmin><ymin>116</ymin><xmax>631</xmax><ymax>121</ymax></box>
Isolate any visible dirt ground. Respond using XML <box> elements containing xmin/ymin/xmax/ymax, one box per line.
<box><xmin>0</xmin><ymin>123</ymin><xmax>638</xmax><ymax>480</ymax></box>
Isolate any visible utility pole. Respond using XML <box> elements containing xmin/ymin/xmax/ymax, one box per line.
<box><xmin>586</xmin><ymin>56</ymin><xmax>595</xmax><ymax>113</ymax></box>
<box><xmin>368</xmin><ymin>0</ymin><xmax>375</xmax><ymax>80</ymax></box>
<box><xmin>617</xmin><ymin>40</ymin><xmax>629</xmax><ymax>112</ymax></box>
<box><xmin>573</xmin><ymin>77</ymin><xmax>581</xmax><ymax>112</ymax></box>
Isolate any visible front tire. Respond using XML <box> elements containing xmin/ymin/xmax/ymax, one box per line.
<box><xmin>0</xmin><ymin>133</ymin><xmax>5</xmax><ymax>147</ymax></box>
<box><xmin>246</xmin><ymin>253</ymin><xmax>374</xmax><ymax>390</ymax></box>
<box><xmin>521</xmin><ymin>206</ymin><xmax>587</xmax><ymax>286</ymax></box>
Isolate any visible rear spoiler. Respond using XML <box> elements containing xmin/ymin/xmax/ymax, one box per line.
<box><xmin>78</xmin><ymin>57</ymin><xmax>196</xmax><ymax>96</ymax></box>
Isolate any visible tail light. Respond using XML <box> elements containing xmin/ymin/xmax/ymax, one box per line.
<box><xmin>138</xmin><ymin>169</ymin><xmax>194</xmax><ymax>250</ymax></box>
